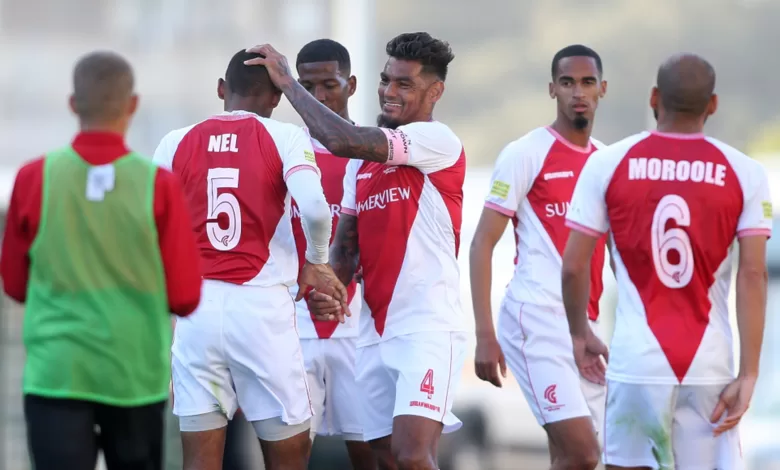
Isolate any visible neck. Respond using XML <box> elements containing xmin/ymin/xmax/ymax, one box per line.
<box><xmin>225</xmin><ymin>98</ymin><xmax>270</xmax><ymax>118</ymax></box>
<box><xmin>656</xmin><ymin>113</ymin><xmax>705</xmax><ymax>134</ymax></box>
<box><xmin>339</xmin><ymin>110</ymin><xmax>353</xmax><ymax>124</ymax></box>
<box><xmin>79</xmin><ymin>120</ymin><xmax>126</xmax><ymax>136</ymax></box>
<box><xmin>550</xmin><ymin>118</ymin><xmax>591</xmax><ymax>148</ymax></box>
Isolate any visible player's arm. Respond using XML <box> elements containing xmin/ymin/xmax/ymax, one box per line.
<box><xmin>562</xmin><ymin>151</ymin><xmax>611</xmax><ymax>338</ymax></box>
<box><xmin>734</xmin><ymin>168</ymin><xmax>773</xmax><ymax>380</ymax></box>
<box><xmin>0</xmin><ymin>160</ymin><xmax>42</xmax><ymax>303</ymax></box>
<box><xmin>471</xmin><ymin>141</ymin><xmax>528</xmax><ymax>387</ymax></box>
<box><xmin>329</xmin><ymin>160</ymin><xmax>360</xmax><ymax>286</ymax></box>
<box><xmin>275</xmin><ymin>78</ymin><xmax>390</xmax><ymax>162</ymax></box>
<box><xmin>330</xmin><ymin>214</ymin><xmax>360</xmax><ymax>286</ymax></box>
<box><xmin>735</xmin><ymin>235</ymin><xmax>768</xmax><ymax>380</ymax></box>
<box><xmin>153</xmin><ymin>168</ymin><xmax>202</xmax><ymax>316</ymax></box>
<box><xmin>283</xmin><ymin>130</ymin><xmax>332</xmax><ymax>265</ymax></box>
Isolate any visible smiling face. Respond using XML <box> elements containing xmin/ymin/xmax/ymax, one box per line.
<box><xmin>376</xmin><ymin>57</ymin><xmax>444</xmax><ymax>129</ymax></box>
<box><xmin>549</xmin><ymin>56</ymin><xmax>607</xmax><ymax>130</ymax></box>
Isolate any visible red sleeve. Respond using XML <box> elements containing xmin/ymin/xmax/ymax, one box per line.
<box><xmin>1</xmin><ymin>158</ymin><xmax>44</xmax><ymax>303</ymax></box>
<box><xmin>153</xmin><ymin>168</ymin><xmax>202</xmax><ymax>316</ymax></box>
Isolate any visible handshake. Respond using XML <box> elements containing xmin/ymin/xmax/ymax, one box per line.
<box><xmin>296</xmin><ymin>261</ymin><xmax>357</xmax><ymax>323</ymax></box>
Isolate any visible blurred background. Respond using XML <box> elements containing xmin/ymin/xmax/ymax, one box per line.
<box><xmin>1</xmin><ymin>0</ymin><xmax>780</xmax><ymax>468</ymax></box>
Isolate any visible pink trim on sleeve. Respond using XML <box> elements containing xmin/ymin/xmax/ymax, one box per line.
<box><xmin>380</xmin><ymin>128</ymin><xmax>410</xmax><ymax>166</ymax></box>
<box><xmin>565</xmin><ymin>219</ymin><xmax>605</xmax><ymax>238</ymax></box>
<box><xmin>484</xmin><ymin>202</ymin><xmax>515</xmax><ymax>217</ymax></box>
<box><xmin>737</xmin><ymin>228</ymin><xmax>772</xmax><ymax>239</ymax></box>
<box><xmin>284</xmin><ymin>164</ymin><xmax>317</xmax><ymax>181</ymax></box>
<box><xmin>341</xmin><ymin>207</ymin><xmax>357</xmax><ymax>216</ymax></box>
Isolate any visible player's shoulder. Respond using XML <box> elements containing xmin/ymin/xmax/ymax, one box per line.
<box><xmin>494</xmin><ymin>127</ymin><xmax>553</xmax><ymax>164</ymax></box>
<box><xmin>590</xmin><ymin>137</ymin><xmax>607</xmax><ymax>149</ymax></box>
<box><xmin>253</xmin><ymin>115</ymin><xmax>307</xmax><ymax>142</ymax></box>
<box><xmin>593</xmin><ymin>131</ymin><xmax>651</xmax><ymax>158</ymax></box>
<box><xmin>14</xmin><ymin>156</ymin><xmax>45</xmax><ymax>185</ymax></box>
<box><xmin>397</xmin><ymin>120</ymin><xmax>462</xmax><ymax>153</ymax></box>
<box><xmin>159</xmin><ymin>123</ymin><xmax>198</xmax><ymax>147</ymax></box>
<box><xmin>704</xmin><ymin>136</ymin><xmax>767</xmax><ymax>175</ymax></box>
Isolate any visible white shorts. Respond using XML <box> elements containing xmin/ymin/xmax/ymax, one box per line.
<box><xmin>604</xmin><ymin>380</ymin><xmax>743</xmax><ymax>470</ymax></box>
<box><xmin>172</xmin><ymin>280</ymin><xmax>312</xmax><ymax>426</ymax></box>
<box><xmin>355</xmin><ymin>331</ymin><xmax>468</xmax><ymax>441</ymax></box>
<box><xmin>498</xmin><ymin>300</ymin><xmax>606</xmax><ymax>431</ymax></box>
<box><xmin>301</xmin><ymin>337</ymin><xmax>364</xmax><ymax>441</ymax></box>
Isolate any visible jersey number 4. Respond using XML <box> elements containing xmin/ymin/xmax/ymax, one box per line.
<box><xmin>207</xmin><ymin>168</ymin><xmax>242</xmax><ymax>251</ymax></box>
<box><xmin>420</xmin><ymin>369</ymin><xmax>435</xmax><ymax>398</ymax></box>
<box><xmin>651</xmin><ymin>194</ymin><xmax>693</xmax><ymax>288</ymax></box>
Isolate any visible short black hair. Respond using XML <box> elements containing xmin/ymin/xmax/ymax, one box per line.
<box><xmin>296</xmin><ymin>39</ymin><xmax>351</xmax><ymax>75</ymax></box>
<box><xmin>72</xmin><ymin>51</ymin><xmax>134</xmax><ymax>122</ymax></box>
<box><xmin>656</xmin><ymin>53</ymin><xmax>716</xmax><ymax>115</ymax></box>
<box><xmin>551</xmin><ymin>45</ymin><xmax>603</xmax><ymax>79</ymax></box>
<box><xmin>224</xmin><ymin>50</ymin><xmax>274</xmax><ymax>96</ymax></box>
<box><xmin>385</xmin><ymin>32</ymin><xmax>455</xmax><ymax>81</ymax></box>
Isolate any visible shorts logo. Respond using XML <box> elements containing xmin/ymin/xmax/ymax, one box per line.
<box><xmin>544</xmin><ymin>384</ymin><xmax>557</xmax><ymax>404</ymax></box>
<box><xmin>420</xmin><ymin>369</ymin><xmax>435</xmax><ymax>399</ymax></box>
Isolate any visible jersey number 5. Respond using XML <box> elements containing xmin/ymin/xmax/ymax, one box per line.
<box><xmin>651</xmin><ymin>194</ymin><xmax>694</xmax><ymax>288</ymax></box>
<box><xmin>207</xmin><ymin>168</ymin><xmax>242</xmax><ymax>251</ymax></box>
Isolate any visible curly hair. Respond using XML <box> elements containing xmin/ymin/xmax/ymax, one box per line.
<box><xmin>385</xmin><ymin>32</ymin><xmax>455</xmax><ymax>81</ymax></box>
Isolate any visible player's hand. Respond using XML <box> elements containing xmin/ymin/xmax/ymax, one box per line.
<box><xmin>243</xmin><ymin>44</ymin><xmax>294</xmax><ymax>88</ymax></box>
<box><xmin>710</xmin><ymin>375</ymin><xmax>757</xmax><ymax>437</ymax></box>
<box><xmin>297</xmin><ymin>262</ymin><xmax>350</xmax><ymax>322</ymax></box>
<box><xmin>307</xmin><ymin>290</ymin><xmax>344</xmax><ymax>322</ymax></box>
<box><xmin>475</xmin><ymin>334</ymin><xmax>507</xmax><ymax>388</ymax></box>
<box><xmin>572</xmin><ymin>331</ymin><xmax>608</xmax><ymax>385</ymax></box>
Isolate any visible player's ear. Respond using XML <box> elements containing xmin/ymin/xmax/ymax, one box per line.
<box><xmin>347</xmin><ymin>75</ymin><xmax>357</xmax><ymax>97</ymax></box>
<box><xmin>269</xmin><ymin>90</ymin><xmax>282</xmax><ymax>109</ymax></box>
<box><xmin>427</xmin><ymin>80</ymin><xmax>445</xmax><ymax>104</ymax></box>
<box><xmin>127</xmin><ymin>94</ymin><xmax>139</xmax><ymax>116</ymax></box>
<box><xmin>707</xmin><ymin>94</ymin><xmax>718</xmax><ymax>117</ymax></box>
<box><xmin>548</xmin><ymin>81</ymin><xmax>556</xmax><ymax>99</ymax></box>
<box><xmin>599</xmin><ymin>80</ymin><xmax>608</xmax><ymax>98</ymax></box>
<box><xmin>649</xmin><ymin>86</ymin><xmax>659</xmax><ymax>113</ymax></box>
<box><xmin>217</xmin><ymin>78</ymin><xmax>226</xmax><ymax>101</ymax></box>
<box><xmin>68</xmin><ymin>94</ymin><xmax>77</xmax><ymax>115</ymax></box>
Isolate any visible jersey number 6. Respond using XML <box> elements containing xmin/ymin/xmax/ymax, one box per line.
<box><xmin>207</xmin><ymin>168</ymin><xmax>242</xmax><ymax>251</ymax></box>
<box><xmin>651</xmin><ymin>194</ymin><xmax>694</xmax><ymax>288</ymax></box>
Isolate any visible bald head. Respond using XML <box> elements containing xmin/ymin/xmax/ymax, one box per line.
<box><xmin>72</xmin><ymin>51</ymin><xmax>135</xmax><ymax>124</ymax></box>
<box><xmin>656</xmin><ymin>53</ymin><xmax>716</xmax><ymax>116</ymax></box>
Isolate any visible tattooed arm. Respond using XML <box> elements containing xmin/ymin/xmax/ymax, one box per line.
<box><xmin>278</xmin><ymin>79</ymin><xmax>390</xmax><ymax>163</ymax></box>
<box><xmin>242</xmin><ymin>44</ymin><xmax>390</xmax><ymax>162</ymax></box>
<box><xmin>330</xmin><ymin>214</ymin><xmax>360</xmax><ymax>286</ymax></box>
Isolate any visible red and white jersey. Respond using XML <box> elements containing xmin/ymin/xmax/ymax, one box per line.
<box><xmin>291</xmin><ymin>136</ymin><xmax>361</xmax><ymax>339</ymax></box>
<box><xmin>567</xmin><ymin>130</ymin><xmax>773</xmax><ymax>385</ymax></box>
<box><xmin>342</xmin><ymin>121</ymin><xmax>467</xmax><ymax>346</ymax></box>
<box><xmin>484</xmin><ymin>126</ymin><xmax>607</xmax><ymax>320</ymax></box>
<box><xmin>153</xmin><ymin>110</ymin><xmax>319</xmax><ymax>288</ymax></box>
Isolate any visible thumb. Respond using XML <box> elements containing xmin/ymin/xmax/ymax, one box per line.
<box><xmin>499</xmin><ymin>353</ymin><xmax>507</xmax><ymax>378</ymax></box>
<box><xmin>296</xmin><ymin>284</ymin><xmax>313</xmax><ymax>302</ymax></box>
<box><xmin>710</xmin><ymin>399</ymin><xmax>727</xmax><ymax>423</ymax></box>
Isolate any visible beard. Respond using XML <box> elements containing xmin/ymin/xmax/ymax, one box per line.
<box><xmin>573</xmin><ymin>115</ymin><xmax>589</xmax><ymax>130</ymax></box>
<box><xmin>376</xmin><ymin>113</ymin><xmax>402</xmax><ymax>129</ymax></box>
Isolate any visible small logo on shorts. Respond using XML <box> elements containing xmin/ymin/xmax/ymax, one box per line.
<box><xmin>544</xmin><ymin>384</ymin><xmax>557</xmax><ymax>404</ymax></box>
